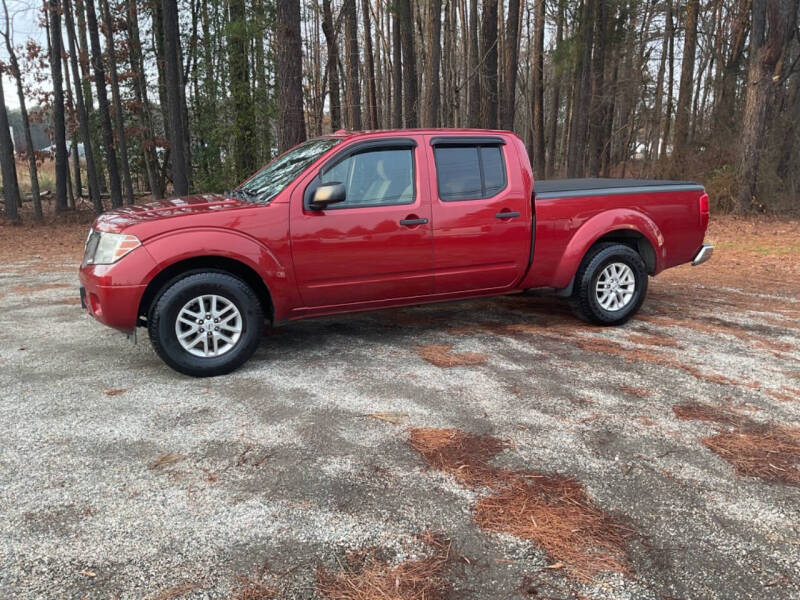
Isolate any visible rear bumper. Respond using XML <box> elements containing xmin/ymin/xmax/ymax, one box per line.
<box><xmin>692</xmin><ymin>243</ymin><xmax>714</xmax><ymax>266</ymax></box>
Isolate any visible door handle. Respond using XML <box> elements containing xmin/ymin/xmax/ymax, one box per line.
<box><xmin>399</xmin><ymin>218</ymin><xmax>428</xmax><ymax>226</ymax></box>
<box><xmin>495</xmin><ymin>211</ymin><xmax>520</xmax><ymax>219</ymax></box>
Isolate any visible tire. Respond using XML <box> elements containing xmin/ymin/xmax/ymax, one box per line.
<box><xmin>148</xmin><ymin>272</ymin><xmax>264</xmax><ymax>377</ymax></box>
<box><xmin>570</xmin><ymin>242</ymin><xmax>648</xmax><ymax>326</ymax></box>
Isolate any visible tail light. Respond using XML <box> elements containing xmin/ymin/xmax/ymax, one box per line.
<box><xmin>699</xmin><ymin>193</ymin><xmax>709</xmax><ymax>215</ymax></box>
<box><xmin>699</xmin><ymin>193</ymin><xmax>709</xmax><ymax>229</ymax></box>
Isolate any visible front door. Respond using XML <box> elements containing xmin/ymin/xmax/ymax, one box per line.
<box><xmin>426</xmin><ymin>137</ymin><xmax>531</xmax><ymax>294</ymax></box>
<box><xmin>290</xmin><ymin>138</ymin><xmax>434</xmax><ymax>308</ymax></box>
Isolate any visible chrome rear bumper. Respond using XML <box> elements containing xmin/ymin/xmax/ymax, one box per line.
<box><xmin>692</xmin><ymin>243</ymin><xmax>714</xmax><ymax>266</ymax></box>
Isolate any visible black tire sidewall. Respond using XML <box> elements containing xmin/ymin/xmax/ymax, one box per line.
<box><xmin>149</xmin><ymin>273</ymin><xmax>263</xmax><ymax>376</ymax></box>
<box><xmin>576</xmin><ymin>244</ymin><xmax>648</xmax><ymax>325</ymax></box>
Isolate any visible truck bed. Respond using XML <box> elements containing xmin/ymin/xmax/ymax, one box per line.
<box><xmin>535</xmin><ymin>178</ymin><xmax>704</xmax><ymax>199</ymax></box>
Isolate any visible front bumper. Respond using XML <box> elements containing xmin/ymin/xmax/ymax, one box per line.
<box><xmin>78</xmin><ymin>246</ymin><xmax>156</xmax><ymax>333</ymax></box>
<box><xmin>692</xmin><ymin>243</ymin><xmax>714</xmax><ymax>266</ymax></box>
<box><xmin>78</xmin><ymin>276</ymin><xmax>146</xmax><ymax>333</ymax></box>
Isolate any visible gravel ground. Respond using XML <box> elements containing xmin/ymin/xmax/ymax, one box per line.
<box><xmin>1</xmin><ymin>235</ymin><xmax>799</xmax><ymax>599</ymax></box>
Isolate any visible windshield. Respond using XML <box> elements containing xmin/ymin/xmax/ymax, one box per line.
<box><xmin>235</xmin><ymin>137</ymin><xmax>342</xmax><ymax>203</ymax></box>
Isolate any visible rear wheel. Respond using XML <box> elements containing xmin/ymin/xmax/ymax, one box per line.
<box><xmin>148</xmin><ymin>272</ymin><xmax>263</xmax><ymax>376</ymax></box>
<box><xmin>570</xmin><ymin>243</ymin><xmax>648</xmax><ymax>326</ymax></box>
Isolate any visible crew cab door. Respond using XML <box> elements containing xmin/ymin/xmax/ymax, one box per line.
<box><xmin>427</xmin><ymin>136</ymin><xmax>531</xmax><ymax>294</ymax></box>
<box><xmin>290</xmin><ymin>137</ymin><xmax>434</xmax><ymax>307</ymax></box>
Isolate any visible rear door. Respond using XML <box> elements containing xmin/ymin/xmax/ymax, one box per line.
<box><xmin>427</xmin><ymin>136</ymin><xmax>530</xmax><ymax>294</ymax></box>
<box><xmin>290</xmin><ymin>137</ymin><xmax>434</xmax><ymax>307</ymax></box>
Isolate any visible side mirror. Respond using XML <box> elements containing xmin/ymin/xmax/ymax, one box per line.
<box><xmin>310</xmin><ymin>183</ymin><xmax>346</xmax><ymax>210</ymax></box>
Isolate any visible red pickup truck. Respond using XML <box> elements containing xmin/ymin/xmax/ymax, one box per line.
<box><xmin>79</xmin><ymin>129</ymin><xmax>712</xmax><ymax>376</ymax></box>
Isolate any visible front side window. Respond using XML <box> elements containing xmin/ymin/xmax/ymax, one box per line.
<box><xmin>434</xmin><ymin>144</ymin><xmax>507</xmax><ymax>201</ymax></box>
<box><xmin>237</xmin><ymin>137</ymin><xmax>341</xmax><ymax>204</ymax></box>
<box><xmin>320</xmin><ymin>148</ymin><xmax>415</xmax><ymax>208</ymax></box>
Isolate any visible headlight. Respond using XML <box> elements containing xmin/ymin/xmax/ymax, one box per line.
<box><xmin>83</xmin><ymin>230</ymin><xmax>141</xmax><ymax>265</ymax></box>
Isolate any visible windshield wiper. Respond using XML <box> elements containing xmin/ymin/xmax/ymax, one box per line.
<box><xmin>226</xmin><ymin>188</ymin><xmax>259</xmax><ymax>202</ymax></box>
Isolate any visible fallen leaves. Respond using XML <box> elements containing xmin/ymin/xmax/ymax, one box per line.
<box><xmin>316</xmin><ymin>532</ymin><xmax>451</xmax><ymax>600</ymax></box>
<box><xmin>408</xmin><ymin>427</ymin><xmax>633</xmax><ymax>581</ymax></box>
<box><xmin>147</xmin><ymin>453</ymin><xmax>186</xmax><ymax>470</ymax></box>
<box><xmin>368</xmin><ymin>412</ymin><xmax>409</xmax><ymax>425</ymax></box>
<box><xmin>673</xmin><ymin>402</ymin><xmax>800</xmax><ymax>486</ymax></box>
<box><xmin>417</xmin><ymin>345</ymin><xmax>487</xmax><ymax>368</ymax></box>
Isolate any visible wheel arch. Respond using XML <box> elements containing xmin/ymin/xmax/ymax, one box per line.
<box><xmin>552</xmin><ymin>209</ymin><xmax>663</xmax><ymax>291</ymax></box>
<box><xmin>592</xmin><ymin>229</ymin><xmax>657</xmax><ymax>274</ymax></box>
<box><xmin>138</xmin><ymin>256</ymin><xmax>274</xmax><ymax>326</ymax></box>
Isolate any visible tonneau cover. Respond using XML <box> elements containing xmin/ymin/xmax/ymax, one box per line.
<box><xmin>535</xmin><ymin>178</ymin><xmax>703</xmax><ymax>198</ymax></box>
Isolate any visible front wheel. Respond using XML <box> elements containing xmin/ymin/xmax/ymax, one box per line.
<box><xmin>148</xmin><ymin>272</ymin><xmax>264</xmax><ymax>377</ymax></box>
<box><xmin>570</xmin><ymin>243</ymin><xmax>648</xmax><ymax>326</ymax></box>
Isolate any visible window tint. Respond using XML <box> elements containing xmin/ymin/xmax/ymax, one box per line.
<box><xmin>481</xmin><ymin>147</ymin><xmax>505</xmax><ymax>195</ymax></box>
<box><xmin>434</xmin><ymin>144</ymin><xmax>507</xmax><ymax>201</ymax></box>
<box><xmin>320</xmin><ymin>148</ymin><xmax>414</xmax><ymax>208</ymax></box>
<box><xmin>434</xmin><ymin>147</ymin><xmax>482</xmax><ymax>200</ymax></box>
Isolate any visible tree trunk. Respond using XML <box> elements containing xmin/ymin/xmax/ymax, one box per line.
<box><xmin>735</xmin><ymin>0</ymin><xmax>798</xmax><ymax>212</ymax></box>
<box><xmin>127</xmin><ymin>0</ymin><xmax>161</xmax><ymax>199</ymax></box>
<box><xmin>228</xmin><ymin>0</ymin><xmax>256</xmax><ymax>180</ymax></box>
<box><xmin>343</xmin><ymin>0</ymin><xmax>361</xmax><ymax>129</ymax></box>
<box><xmin>424</xmin><ymin>0</ymin><xmax>442</xmax><ymax>127</ymax></box>
<box><xmin>531</xmin><ymin>0</ymin><xmax>545</xmax><ymax>175</ymax></box>
<box><xmin>391</xmin><ymin>6</ymin><xmax>403</xmax><ymax>128</ymax></box>
<box><xmin>49</xmin><ymin>0</ymin><xmax>69</xmax><ymax>213</ymax></box>
<box><xmin>500</xmin><ymin>0</ymin><xmax>520</xmax><ymax>130</ymax></box>
<box><xmin>566</xmin><ymin>0</ymin><xmax>594</xmax><ymax>177</ymax></box>
<box><xmin>85</xmin><ymin>0</ymin><xmax>123</xmax><ymax>208</ymax></box>
<box><xmin>321</xmin><ymin>0</ymin><xmax>341</xmax><ymax>131</ymax></box>
<box><xmin>100</xmin><ymin>0</ymin><xmax>135</xmax><ymax>205</ymax></box>
<box><xmin>276</xmin><ymin>0</ymin><xmax>307</xmax><ymax>151</ymax></box>
<box><xmin>587</xmin><ymin>0</ymin><xmax>607</xmax><ymax>177</ymax></box>
<box><xmin>397</xmin><ymin>0</ymin><xmax>418</xmax><ymax>127</ymax></box>
<box><xmin>479</xmin><ymin>0</ymin><xmax>498</xmax><ymax>128</ymax></box>
<box><xmin>253</xmin><ymin>0</ymin><xmax>272</xmax><ymax>160</ymax></box>
<box><xmin>361</xmin><ymin>0</ymin><xmax>378</xmax><ymax>129</ymax></box>
<box><xmin>0</xmin><ymin>74</ymin><xmax>19</xmax><ymax>223</ymax></box>
<box><xmin>161</xmin><ymin>0</ymin><xmax>190</xmax><ymax>195</ymax></box>
<box><xmin>64</xmin><ymin>0</ymin><xmax>103</xmax><ymax>213</ymax></box>
<box><xmin>671</xmin><ymin>0</ymin><xmax>700</xmax><ymax>174</ymax></box>
<box><xmin>546</xmin><ymin>0</ymin><xmax>564</xmax><ymax>177</ymax></box>
<box><xmin>1</xmin><ymin>0</ymin><xmax>41</xmax><ymax>219</ymax></box>
<box><xmin>659</xmin><ymin>0</ymin><xmax>675</xmax><ymax>163</ymax></box>
<box><xmin>467</xmin><ymin>0</ymin><xmax>480</xmax><ymax>127</ymax></box>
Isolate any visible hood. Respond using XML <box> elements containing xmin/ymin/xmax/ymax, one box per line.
<box><xmin>92</xmin><ymin>194</ymin><xmax>253</xmax><ymax>236</ymax></box>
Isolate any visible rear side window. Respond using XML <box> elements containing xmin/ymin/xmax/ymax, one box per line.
<box><xmin>434</xmin><ymin>145</ymin><xmax>507</xmax><ymax>201</ymax></box>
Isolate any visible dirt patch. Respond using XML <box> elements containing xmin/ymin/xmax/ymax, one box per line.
<box><xmin>409</xmin><ymin>428</ymin><xmax>506</xmax><ymax>488</ymax></box>
<box><xmin>626</xmin><ymin>333</ymin><xmax>680</xmax><ymax>348</ymax></box>
<box><xmin>673</xmin><ymin>402</ymin><xmax>748</xmax><ymax>427</ymax></box>
<box><xmin>474</xmin><ymin>474</ymin><xmax>632</xmax><ymax>580</ymax></box>
<box><xmin>620</xmin><ymin>385</ymin><xmax>650</xmax><ymax>398</ymax></box>
<box><xmin>767</xmin><ymin>389</ymin><xmax>800</xmax><ymax>403</ymax></box>
<box><xmin>703</xmin><ymin>428</ymin><xmax>800</xmax><ymax>487</ymax></box>
<box><xmin>151</xmin><ymin>582</ymin><xmax>203</xmax><ymax>600</ymax></box>
<box><xmin>417</xmin><ymin>345</ymin><xmax>487</xmax><ymax>368</ymax></box>
<box><xmin>316</xmin><ymin>532</ymin><xmax>450</xmax><ymax>600</ymax></box>
<box><xmin>408</xmin><ymin>427</ymin><xmax>633</xmax><ymax>581</ymax></box>
<box><xmin>232</xmin><ymin>576</ymin><xmax>277</xmax><ymax>600</ymax></box>
<box><xmin>673</xmin><ymin>402</ymin><xmax>800</xmax><ymax>486</ymax></box>
<box><xmin>147</xmin><ymin>453</ymin><xmax>186</xmax><ymax>470</ymax></box>
<box><xmin>10</xmin><ymin>282</ymin><xmax>72</xmax><ymax>295</ymax></box>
